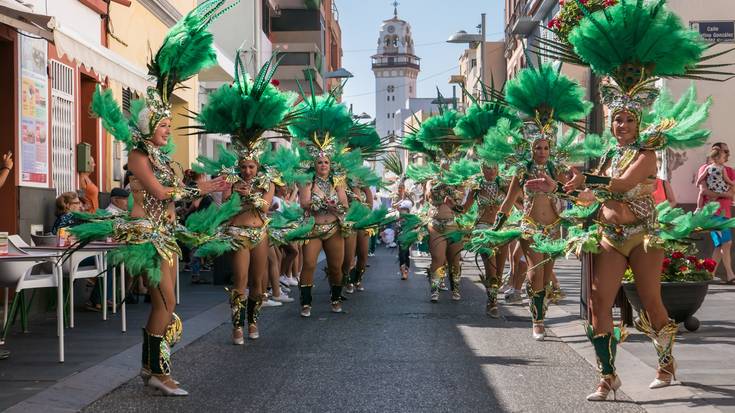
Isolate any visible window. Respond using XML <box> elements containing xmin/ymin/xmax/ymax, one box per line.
<box><xmin>387</xmin><ymin>95</ymin><xmax>390</xmax><ymax>102</ymax></box>
<box><xmin>387</xmin><ymin>85</ymin><xmax>395</xmax><ymax>93</ymax></box>
<box><xmin>281</xmin><ymin>52</ymin><xmax>311</xmax><ymax>65</ymax></box>
<box><xmin>392</xmin><ymin>96</ymin><xmax>395</xmax><ymax>101</ymax></box>
<box><xmin>471</xmin><ymin>58</ymin><xmax>477</xmax><ymax>68</ymax></box>
<box><xmin>387</xmin><ymin>113</ymin><xmax>390</xmax><ymax>119</ymax></box>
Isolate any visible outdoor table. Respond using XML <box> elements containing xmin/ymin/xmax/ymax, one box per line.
<box><xmin>0</xmin><ymin>252</ymin><xmax>64</xmax><ymax>362</ymax></box>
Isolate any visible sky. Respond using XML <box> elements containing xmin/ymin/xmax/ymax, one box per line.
<box><xmin>338</xmin><ymin>0</ymin><xmax>505</xmax><ymax>118</ymax></box>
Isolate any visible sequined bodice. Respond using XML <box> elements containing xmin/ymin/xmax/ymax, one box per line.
<box><xmin>600</xmin><ymin>146</ymin><xmax>656</xmax><ymax>222</ymax></box>
<box><xmin>429</xmin><ymin>181</ymin><xmax>464</xmax><ymax>207</ymax></box>
<box><xmin>131</xmin><ymin>146</ymin><xmax>180</xmax><ymax>226</ymax></box>
<box><xmin>234</xmin><ymin>172</ymin><xmax>271</xmax><ymax>219</ymax></box>
<box><xmin>522</xmin><ymin>163</ymin><xmax>560</xmax><ymax>216</ymax></box>
<box><xmin>311</xmin><ymin>176</ymin><xmax>341</xmax><ymax>213</ymax></box>
<box><xmin>477</xmin><ymin>178</ymin><xmax>504</xmax><ymax>209</ymax></box>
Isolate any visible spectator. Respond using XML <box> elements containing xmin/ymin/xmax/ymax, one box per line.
<box><xmin>79</xmin><ymin>156</ymin><xmax>99</xmax><ymax>212</ymax></box>
<box><xmin>105</xmin><ymin>188</ymin><xmax>130</xmax><ymax>215</ymax></box>
<box><xmin>0</xmin><ymin>151</ymin><xmax>12</xmax><ymax>360</ymax></box>
<box><xmin>0</xmin><ymin>151</ymin><xmax>12</xmax><ymax>188</ymax></box>
<box><xmin>52</xmin><ymin>192</ymin><xmax>82</xmax><ymax>235</ymax></box>
<box><xmin>697</xmin><ymin>142</ymin><xmax>735</xmax><ymax>283</ymax></box>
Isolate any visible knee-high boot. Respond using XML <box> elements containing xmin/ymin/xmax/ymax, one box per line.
<box><xmin>450</xmin><ymin>263</ymin><xmax>462</xmax><ymax>300</ymax></box>
<box><xmin>585</xmin><ymin>324</ymin><xmax>625</xmax><ymax>401</ymax></box>
<box><xmin>246</xmin><ymin>296</ymin><xmax>263</xmax><ymax>339</ymax></box>
<box><xmin>428</xmin><ymin>266</ymin><xmax>446</xmax><ymax>302</ymax></box>
<box><xmin>228</xmin><ymin>289</ymin><xmax>246</xmax><ymax>330</ymax></box>
<box><xmin>300</xmin><ymin>284</ymin><xmax>313</xmax><ymax>307</ymax></box>
<box><xmin>635</xmin><ymin>312</ymin><xmax>678</xmax><ymax>388</ymax></box>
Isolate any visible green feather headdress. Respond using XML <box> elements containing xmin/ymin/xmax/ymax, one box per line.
<box><xmin>454</xmin><ymin>83</ymin><xmax>521</xmax><ymax>145</ymax></box>
<box><xmin>537</xmin><ymin>0</ymin><xmax>734</xmax><ymax>121</ymax></box>
<box><xmin>188</xmin><ymin>52</ymin><xmax>297</xmax><ymax>161</ymax></box>
<box><xmin>91</xmin><ymin>0</ymin><xmax>234</xmax><ymax>152</ymax></box>
<box><xmin>288</xmin><ymin>94</ymin><xmax>355</xmax><ymax>160</ymax></box>
<box><xmin>504</xmin><ymin>61</ymin><xmax>592</xmax><ymax>140</ymax></box>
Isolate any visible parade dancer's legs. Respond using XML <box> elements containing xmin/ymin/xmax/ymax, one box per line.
<box><xmin>520</xmin><ymin>239</ymin><xmax>550</xmax><ymax>340</ymax></box>
<box><xmin>231</xmin><ymin>248</ymin><xmax>251</xmax><ymax>343</ymax></box>
<box><xmin>246</xmin><ymin>240</ymin><xmax>268</xmax><ymax>339</ymax></box>
<box><xmin>428</xmin><ymin>227</ymin><xmax>448</xmax><ymax>302</ymax></box>
<box><xmin>323</xmin><ymin>232</ymin><xmax>346</xmax><ymax>312</ymax></box>
<box><xmin>144</xmin><ymin>259</ymin><xmax>187</xmax><ymax>395</ymax></box>
<box><xmin>299</xmin><ymin>239</ymin><xmax>322</xmax><ymax>317</ymax></box>
<box><xmin>482</xmin><ymin>245</ymin><xmax>508</xmax><ymax>317</ymax></box>
<box><xmin>448</xmin><ymin>241</ymin><xmax>463</xmax><ymax>301</ymax></box>
<box><xmin>628</xmin><ymin>245</ymin><xmax>676</xmax><ymax>388</ymax></box>
<box><xmin>354</xmin><ymin>230</ymin><xmax>369</xmax><ymax>291</ymax></box>
<box><xmin>342</xmin><ymin>233</ymin><xmax>357</xmax><ymax>293</ymax></box>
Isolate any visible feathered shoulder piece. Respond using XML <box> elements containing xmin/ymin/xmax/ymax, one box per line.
<box><xmin>638</xmin><ymin>83</ymin><xmax>712</xmax><ymax>150</ymax></box>
<box><xmin>190</xmin><ymin>52</ymin><xmax>297</xmax><ymax>160</ymax></box>
<box><xmin>541</xmin><ymin>0</ymin><xmax>733</xmax><ymax>121</ymax></box>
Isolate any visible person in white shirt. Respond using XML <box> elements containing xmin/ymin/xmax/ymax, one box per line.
<box><xmin>105</xmin><ymin>188</ymin><xmax>129</xmax><ymax>215</ymax></box>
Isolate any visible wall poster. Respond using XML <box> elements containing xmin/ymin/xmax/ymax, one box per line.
<box><xmin>19</xmin><ymin>33</ymin><xmax>49</xmax><ymax>186</ymax></box>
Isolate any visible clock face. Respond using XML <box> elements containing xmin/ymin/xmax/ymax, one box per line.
<box><xmin>387</xmin><ymin>25</ymin><xmax>395</xmax><ymax>33</ymax></box>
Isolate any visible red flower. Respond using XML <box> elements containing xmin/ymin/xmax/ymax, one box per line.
<box><xmin>559</xmin><ymin>0</ymin><xmax>565</xmax><ymax>5</ymax></box>
<box><xmin>547</xmin><ymin>18</ymin><xmax>558</xmax><ymax>29</ymax></box>
<box><xmin>695</xmin><ymin>261</ymin><xmax>704</xmax><ymax>270</ymax></box>
<box><xmin>604</xmin><ymin>0</ymin><xmax>617</xmax><ymax>6</ymax></box>
<box><xmin>678</xmin><ymin>265</ymin><xmax>689</xmax><ymax>273</ymax></box>
<box><xmin>687</xmin><ymin>256</ymin><xmax>698</xmax><ymax>262</ymax></box>
<box><xmin>580</xmin><ymin>0</ymin><xmax>588</xmax><ymax>4</ymax></box>
<box><xmin>671</xmin><ymin>252</ymin><xmax>685</xmax><ymax>260</ymax></box>
<box><xmin>703</xmin><ymin>258</ymin><xmax>717</xmax><ymax>272</ymax></box>
<box><xmin>662</xmin><ymin>258</ymin><xmax>671</xmax><ymax>268</ymax></box>
<box><xmin>270</xmin><ymin>79</ymin><xmax>280</xmax><ymax>87</ymax></box>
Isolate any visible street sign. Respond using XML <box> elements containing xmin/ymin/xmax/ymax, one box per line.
<box><xmin>691</xmin><ymin>21</ymin><xmax>735</xmax><ymax>42</ymax></box>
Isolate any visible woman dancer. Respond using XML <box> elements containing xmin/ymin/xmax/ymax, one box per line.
<box><xmin>474</xmin><ymin>62</ymin><xmax>592</xmax><ymax>340</ymax></box>
<box><xmin>189</xmin><ymin>53</ymin><xmax>297</xmax><ymax>343</ymax></box>
<box><xmin>403</xmin><ymin>106</ymin><xmax>472</xmax><ymax>302</ymax></box>
<box><xmin>542</xmin><ymin>0</ymin><xmax>734</xmax><ymax>400</ymax></box>
<box><xmin>72</xmin><ymin>0</ymin><xmax>232</xmax><ymax>395</ymax></box>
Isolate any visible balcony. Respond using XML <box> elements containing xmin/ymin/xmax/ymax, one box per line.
<box><xmin>371</xmin><ymin>54</ymin><xmax>421</xmax><ymax>70</ymax></box>
<box><xmin>273</xmin><ymin>42</ymin><xmax>324</xmax><ymax>93</ymax></box>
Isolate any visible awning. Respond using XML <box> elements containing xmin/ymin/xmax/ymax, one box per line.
<box><xmin>198</xmin><ymin>45</ymin><xmax>235</xmax><ymax>82</ymax></box>
<box><xmin>52</xmin><ymin>23</ymin><xmax>152</xmax><ymax>93</ymax></box>
<box><xmin>0</xmin><ymin>0</ymin><xmax>54</xmax><ymax>41</ymax></box>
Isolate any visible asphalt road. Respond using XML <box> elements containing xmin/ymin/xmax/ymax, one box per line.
<box><xmin>84</xmin><ymin>248</ymin><xmax>645</xmax><ymax>413</ymax></box>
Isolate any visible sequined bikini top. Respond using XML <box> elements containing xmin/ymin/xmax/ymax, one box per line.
<box><xmin>520</xmin><ymin>162</ymin><xmax>562</xmax><ymax>216</ymax></box>
<box><xmin>131</xmin><ymin>144</ymin><xmax>182</xmax><ymax>226</ymax></box>
<box><xmin>311</xmin><ymin>175</ymin><xmax>344</xmax><ymax>215</ymax></box>
<box><xmin>429</xmin><ymin>181</ymin><xmax>464</xmax><ymax>207</ymax></box>
<box><xmin>476</xmin><ymin>177</ymin><xmax>504</xmax><ymax>209</ymax></box>
<box><xmin>234</xmin><ymin>172</ymin><xmax>272</xmax><ymax>220</ymax></box>
<box><xmin>598</xmin><ymin>145</ymin><xmax>656</xmax><ymax>222</ymax></box>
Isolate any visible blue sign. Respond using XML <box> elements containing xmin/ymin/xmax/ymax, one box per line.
<box><xmin>691</xmin><ymin>21</ymin><xmax>735</xmax><ymax>42</ymax></box>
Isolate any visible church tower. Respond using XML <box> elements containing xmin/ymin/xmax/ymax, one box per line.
<box><xmin>372</xmin><ymin>3</ymin><xmax>420</xmax><ymax>144</ymax></box>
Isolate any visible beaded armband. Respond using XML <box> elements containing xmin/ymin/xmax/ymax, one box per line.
<box><xmin>582</xmin><ymin>173</ymin><xmax>612</xmax><ymax>188</ymax></box>
<box><xmin>168</xmin><ymin>185</ymin><xmax>200</xmax><ymax>202</ymax></box>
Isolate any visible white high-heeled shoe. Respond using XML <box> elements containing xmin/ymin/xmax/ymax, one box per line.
<box><xmin>147</xmin><ymin>375</ymin><xmax>188</xmax><ymax>396</ymax></box>
<box><xmin>532</xmin><ymin>323</ymin><xmax>545</xmax><ymax>341</ymax></box>
<box><xmin>248</xmin><ymin>324</ymin><xmax>260</xmax><ymax>340</ymax></box>
<box><xmin>140</xmin><ymin>369</ymin><xmax>180</xmax><ymax>385</ymax></box>
<box><xmin>650</xmin><ymin>361</ymin><xmax>677</xmax><ymax>389</ymax></box>
<box><xmin>232</xmin><ymin>328</ymin><xmax>244</xmax><ymax>345</ymax></box>
<box><xmin>587</xmin><ymin>375</ymin><xmax>621</xmax><ymax>401</ymax></box>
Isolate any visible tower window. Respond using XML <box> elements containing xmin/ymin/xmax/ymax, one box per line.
<box><xmin>387</xmin><ymin>95</ymin><xmax>390</xmax><ymax>102</ymax></box>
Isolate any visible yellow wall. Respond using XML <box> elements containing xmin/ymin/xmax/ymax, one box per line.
<box><xmin>105</xmin><ymin>1</ymin><xmax>200</xmax><ymax>184</ymax></box>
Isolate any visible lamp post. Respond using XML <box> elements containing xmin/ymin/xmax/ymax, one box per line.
<box><xmin>447</xmin><ymin>13</ymin><xmax>486</xmax><ymax>89</ymax></box>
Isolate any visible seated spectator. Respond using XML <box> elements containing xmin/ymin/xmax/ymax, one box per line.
<box><xmin>105</xmin><ymin>188</ymin><xmax>130</xmax><ymax>215</ymax></box>
<box><xmin>52</xmin><ymin>192</ymin><xmax>82</xmax><ymax>235</ymax></box>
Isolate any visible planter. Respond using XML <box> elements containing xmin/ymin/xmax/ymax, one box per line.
<box><xmin>622</xmin><ymin>281</ymin><xmax>710</xmax><ymax>332</ymax></box>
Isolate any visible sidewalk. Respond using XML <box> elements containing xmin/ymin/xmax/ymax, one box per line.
<box><xmin>0</xmin><ymin>269</ymin><xmax>228</xmax><ymax>411</ymax></box>
<box><xmin>548</xmin><ymin>258</ymin><xmax>735</xmax><ymax>413</ymax></box>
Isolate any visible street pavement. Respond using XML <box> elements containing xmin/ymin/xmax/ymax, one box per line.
<box><xmin>82</xmin><ymin>248</ymin><xmax>643</xmax><ymax>413</ymax></box>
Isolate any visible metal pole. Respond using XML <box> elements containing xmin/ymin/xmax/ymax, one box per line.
<box><xmin>480</xmin><ymin>13</ymin><xmax>486</xmax><ymax>88</ymax></box>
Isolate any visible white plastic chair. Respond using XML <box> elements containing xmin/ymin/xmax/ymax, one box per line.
<box><xmin>0</xmin><ymin>250</ymin><xmax>64</xmax><ymax>362</ymax></box>
<box><xmin>10</xmin><ymin>235</ymin><xmax>107</xmax><ymax>328</ymax></box>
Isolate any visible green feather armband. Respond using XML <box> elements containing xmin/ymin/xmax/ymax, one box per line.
<box><xmin>582</xmin><ymin>173</ymin><xmax>611</xmax><ymax>187</ymax></box>
<box><xmin>492</xmin><ymin>212</ymin><xmax>508</xmax><ymax>231</ymax></box>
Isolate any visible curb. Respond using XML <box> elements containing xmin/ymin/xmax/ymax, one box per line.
<box><xmin>4</xmin><ymin>302</ymin><xmax>230</xmax><ymax>413</ymax></box>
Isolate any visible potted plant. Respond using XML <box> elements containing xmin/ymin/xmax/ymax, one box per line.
<box><xmin>622</xmin><ymin>251</ymin><xmax>715</xmax><ymax>332</ymax></box>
